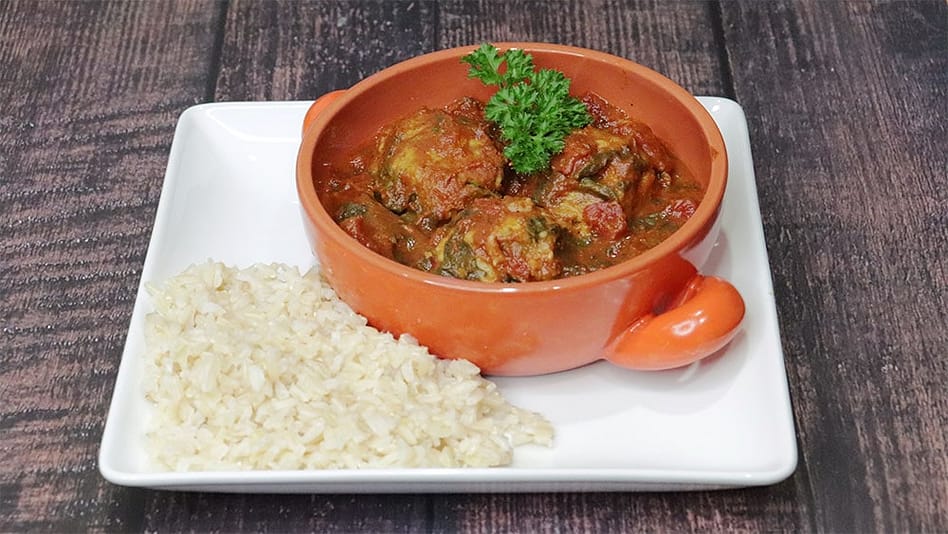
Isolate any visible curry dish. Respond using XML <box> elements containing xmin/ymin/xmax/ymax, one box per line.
<box><xmin>318</xmin><ymin>93</ymin><xmax>705</xmax><ymax>282</ymax></box>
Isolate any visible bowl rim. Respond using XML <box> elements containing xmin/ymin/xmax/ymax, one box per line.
<box><xmin>296</xmin><ymin>42</ymin><xmax>728</xmax><ymax>295</ymax></box>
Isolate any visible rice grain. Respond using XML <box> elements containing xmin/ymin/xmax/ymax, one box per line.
<box><xmin>143</xmin><ymin>261</ymin><xmax>552</xmax><ymax>470</ymax></box>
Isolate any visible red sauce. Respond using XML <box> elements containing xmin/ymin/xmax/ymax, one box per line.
<box><xmin>318</xmin><ymin>93</ymin><xmax>705</xmax><ymax>282</ymax></box>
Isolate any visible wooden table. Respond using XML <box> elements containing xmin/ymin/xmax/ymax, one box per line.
<box><xmin>2</xmin><ymin>1</ymin><xmax>945</xmax><ymax>531</ymax></box>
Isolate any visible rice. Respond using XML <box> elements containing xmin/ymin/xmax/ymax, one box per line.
<box><xmin>143</xmin><ymin>261</ymin><xmax>553</xmax><ymax>470</ymax></box>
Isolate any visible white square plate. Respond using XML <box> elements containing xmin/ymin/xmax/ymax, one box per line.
<box><xmin>99</xmin><ymin>98</ymin><xmax>797</xmax><ymax>492</ymax></box>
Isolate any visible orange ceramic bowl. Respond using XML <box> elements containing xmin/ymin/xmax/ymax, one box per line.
<box><xmin>296</xmin><ymin>43</ymin><xmax>744</xmax><ymax>376</ymax></box>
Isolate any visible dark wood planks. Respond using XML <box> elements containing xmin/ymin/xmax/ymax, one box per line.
<box><xmin>438</xmin><ymin>0</ymin><xmax>730</xmax><ymax>97</ymax></box>
<box><xmin>214</xmin><ymin>0</ymin><xmax>439</xmax><ymax>102</ymax></box>
<box><xmin>2</xmin><ymin>0</ymin><xmax>946</xmax><ymax>531</ymax></box>
<box><xmin>0</xmin><ymin>0</ymin><xmax>225</xmax><ymax>531</ymax></box>
<box><xmin>143</xmin><ymin>493</ymin><xmax>429</xmax><ymax>534</ymax></box>
<box><xmin>432</xmin><ymin>488</ymin><xmax>807</xmax><ymax>533</ymax></box>
<box><xmin>718</xmin><ymin>1</ymin><xmax>948</xmax><ymax>532</ymax></box>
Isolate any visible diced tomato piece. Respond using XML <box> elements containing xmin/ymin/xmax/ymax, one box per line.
<box><xmin>583</xmin><ymin>201</ymin><xmax>626</xmax><ymax>240</ymax></box>
<box><xmin>630</xmin><ymin>124</ymin><xmax>674</xmax><ymax>171</ymax></box>
<box><xmin>550</xmin><ymin>133</ymin><xmax>597</xmax><ymax>178</ymax></box>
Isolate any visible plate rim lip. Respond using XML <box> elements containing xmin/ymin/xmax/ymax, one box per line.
<box><xmin>97</xmin><ymin>97</ymin><xmax>798</xmax><ymax>491</ymax></box>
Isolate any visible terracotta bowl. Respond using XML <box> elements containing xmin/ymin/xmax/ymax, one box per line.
<box><xmin>296</xmin><ymin>43</ymin><xmax>744</xmax><ymax>376</ymax></box>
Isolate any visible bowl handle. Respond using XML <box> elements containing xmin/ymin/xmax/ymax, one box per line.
<box><xmin>301</xmin><ymin>90</ymin><xmax>347</xmax><ymax>136</ymax></box>
<box><xmin>605</xmin><ymin>275</ymin><xmax>745</xmax><ymax>370</ymax></box>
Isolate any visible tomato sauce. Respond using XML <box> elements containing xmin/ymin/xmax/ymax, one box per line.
<box><xmin>318</xmin><ymin>93</ymin><xmax>706</xmax><ymax>282</ymax></box>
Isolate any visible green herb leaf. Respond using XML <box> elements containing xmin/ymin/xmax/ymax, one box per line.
<box><xmin>337</xmin><ymin>202</ymin><xmax>368</xmax><ymax>220</ymax></box>
<box><xmin>462</xmin><ymin>43</ymin><xmax>592</xmax><ymax>174</ymax></box>
<box><xmin>461</xmin><ymin>43</ymin><xmax>505</xmax><ymax>86</ymax></box>
<box><xmin>500</xmin><ymin>49</ymin><xmax>534</xmax><ymax>86</ymax></box>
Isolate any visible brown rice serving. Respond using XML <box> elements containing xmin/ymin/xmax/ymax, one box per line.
<box><xmin>143</xmin><ymin>261</ymin><xmax>553</xmax><ymax>470</ymax></box>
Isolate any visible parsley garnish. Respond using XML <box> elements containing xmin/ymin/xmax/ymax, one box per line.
<box><xmin>462</xmin><ymin>43</ymin><xmax>591</xmax><ymax>174</ymax></box>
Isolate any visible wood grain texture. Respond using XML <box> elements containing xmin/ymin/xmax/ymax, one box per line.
<box><xmin>0</xmin><ymin>0</ymin><xmax>224</xmax><ymax>531</ymax></box>
<box><xmin>214</xmin><ymin>0</ymin><xmax>438</xmax><ymax>101</ymax></box>
<box><xmin>432</xmin><ymin>487</ymin><xmax>807</xmax><ymax>533</ymax></box>
<box><xmin>718</xmin><ymin>1</ymin><xmax>948</xmax><ymax>532</ymax></box>
<box><xmin>438</xmin><ymin>0</ymin><xmax>730</xmax><ymax>97</ymax></box>
<box><xmin>1</xmin><ymin>0</ymin><xmax>946</xmax><ymax>532</ymax></box>
<box><xmin>143</xmin><ymin>492</ymin><xmax>428</xmax><ymax>533</ymax></box>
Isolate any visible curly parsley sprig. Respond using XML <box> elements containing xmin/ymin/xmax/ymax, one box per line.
<box><xmin>462</xmin><ymin>43</ymin><xmax>591</xmax><ymax>174</ymax></box>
